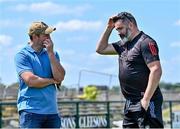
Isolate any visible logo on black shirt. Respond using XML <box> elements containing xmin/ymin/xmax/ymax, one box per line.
<box><xmin>148</xmin><ymin>42</ymin><xmax>157</xmax><ymax>56</ymax></box>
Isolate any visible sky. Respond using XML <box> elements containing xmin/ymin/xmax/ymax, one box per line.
<box><xmin>0</xmin><ymin>0</ymin><xmax>180</xmax><ymax>88</ymax></box>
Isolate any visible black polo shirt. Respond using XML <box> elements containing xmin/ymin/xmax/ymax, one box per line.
<box><xmin>112</xmin><ymin>31</ymin><xmax>162</xmax><ymax>100</ymax></box>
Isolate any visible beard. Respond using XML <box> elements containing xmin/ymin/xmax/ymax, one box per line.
<box><xmin>121</xmin><ymin>36</ymin><xmax>129</xmax><ymax>43</ymax></box>
<box><xmin>119</xmin><ymin>28</ymin><xmax>132</xmax><ymax>43</ymax></box>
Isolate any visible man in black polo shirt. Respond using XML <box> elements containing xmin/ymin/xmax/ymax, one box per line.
<box><xmin>96</xmin><ymin>12</ymin><xmax>163</xmax><ymax>128</ymax></box>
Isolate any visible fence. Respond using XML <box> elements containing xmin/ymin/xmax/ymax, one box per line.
<box><xmin>0</xmin><ymin>100</ymin><xmax>180</xmax><ymax>128</ymax></box>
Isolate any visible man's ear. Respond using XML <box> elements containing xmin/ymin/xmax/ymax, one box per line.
<box><xmin>32</xmin><ymin>34</ymin><xmax>36</xmax><ymax>39</ymax></box>
<box><xmin>128</xmin><ymin>22</ymin><xmax>133</xmax><ymax>29</ymax></box>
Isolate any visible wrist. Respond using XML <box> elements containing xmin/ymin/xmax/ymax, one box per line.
<box><xmin>106</xmin><ymin>26</ymin><xmax>114</xmax><ymax>30</ymax></box>
<box><xmin>48</xmin><ymin>78</ymin><xmax>55</xmax><ymax>84</ymax></box>
<box><xmin>142</xmin><ymin>97</ymin><xmax>150</xmax><ymax>102</ymax></box>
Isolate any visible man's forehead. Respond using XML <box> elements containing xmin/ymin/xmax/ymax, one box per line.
<box><xmin>40</xmin><ymin>34</ymin><xmax>50</xmax><ymax>36</ymax></box>
<box><xmin>115</xmin><ymin>20</ymin><xmax>125</xmax><ymax>26</ymax></box>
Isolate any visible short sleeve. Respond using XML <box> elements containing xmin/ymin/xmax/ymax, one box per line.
<box><xmin>141</xmin><ymin>39</ymin><xmax>160</xmax><ymax>64</ymax></box>
<box><xmin>54</xmin><ymin>51</ymin><xmax>60</xmax><ymax>62</ymax></box>
<box><xmin>14</xmin><ymin>52</ymin><xmax>33</xmax><ymax>76</ymax></box>
<box><xmin>112</xmin><ymin>41</ymin><xmax>123</xmax><ymax>55</ymax></box>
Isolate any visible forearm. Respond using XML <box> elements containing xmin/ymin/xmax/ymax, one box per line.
<box><xmin>143</xmin><ymin>68</ymin><xmax>162</xmax><ymax>101</ymax></box>
<box><xmin>28</xmin><ymin>76</ymin><xmax>55</xmax><ymax>88</ymax></box>
<box><xmin>48</xmin><ymin>52</ymin><xmax>65</xmax><ymax>82</ymax></box>
<box><xmin>96</xmin><ymin>26</ymin><xmax>113</xmax><ymax>53</ymax></box>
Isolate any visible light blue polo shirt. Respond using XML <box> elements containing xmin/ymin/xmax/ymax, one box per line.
<box><xmin>15</xmin><ymin>45</ymin><xmax>60</xmax><ymax>114</ymax></box>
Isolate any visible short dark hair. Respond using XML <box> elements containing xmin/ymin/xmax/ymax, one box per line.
<box><xmin>112</xmin><ymin>12</ymin><xmax>137</xmax><ymax>26</ymax></box>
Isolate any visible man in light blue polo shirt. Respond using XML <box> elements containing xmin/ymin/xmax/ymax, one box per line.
<box><xmin>14</xmin><ymin>21</ymin><xmax>65</xmax><ymax>128</ymax></box>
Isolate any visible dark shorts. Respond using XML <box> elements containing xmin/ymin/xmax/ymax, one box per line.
<box><xmin>19</xmin><ymin>110</ymin><xmax>61</xmax><ymax>128</ymax></box>
<box><xmin>123</xmin><ymin>98</ymin><xmax>164</xmax><ymax>128</ymax></box>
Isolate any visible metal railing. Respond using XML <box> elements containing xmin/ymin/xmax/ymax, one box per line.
<box><xmin>0</xmin><ymin>100</ymin><xmax>180</xmax><ymax>128</ymax></box>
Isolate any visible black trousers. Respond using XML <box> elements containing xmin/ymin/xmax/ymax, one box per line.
<box><xmin>123</xmin><ymin>98</ymin><xmax>164</xmax><ymax>128</ymax></box>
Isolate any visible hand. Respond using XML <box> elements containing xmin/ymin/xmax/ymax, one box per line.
<box><xmin>53</xmin><ymin>79</ymin><xmax>61</xmax><ymax>84</ymax></box>
<box><xmin>140</xmin><ymin>98</ymin><xmax>150</xmax><ymax>111</ymax></box>
<box><xmin>43</xmin><ymin>38</ymin><xmax>54</xmax><ymax>53</ymax></box>
<box><xmin>52</xmin><ymin>79</ymin><xmax>61</xmax><ymax>90</ymax></box>
<box><xmin>107</xmin><ymin>15</ymin><xmax>116</xmax><ymax>28</ymax></box>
